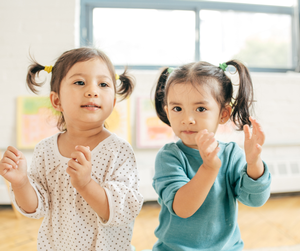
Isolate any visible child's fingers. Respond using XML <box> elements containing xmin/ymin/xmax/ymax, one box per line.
<box><xmin>202</xmin><ymin>134</ymin><xmax>216</xmax><ymax>153</ymax></box>
<box><xmin>66</xmin><ymin>165</ymin><xmax>77</xmax><ymax>176</ymax></box>
<box><xmin>6</xmin><ymin>146</ymin><xmax>21</xmax><ymax>158</ymax></box>
<box><xmin>74</xmin><ymin>145</ymin><xmax>91</xmax><ymax>162</ymax></box>
<box><xmin>243</xmin><ymin>124</ymin><xmax>251</xmax><ymax>140</ymax></box>
<box><xmin>254</xmin><ymin>120</ymin><xmax>264</xmax><ymax>136</ymax></box>
<box><xmin>3</xmin><ymin>151</ymin><xmax>20</xmax><ymax>166</ymax></box>
<box><xmin>256</xmin><ymin>126</ymin><xmax>265</xmax><ymax>144</ymax></box>
<box><xmin>248</xmin><ymin>117</ymin><xmax>255</xmax><ymax>134</ymax></box>
<box><xmin>250</xmin><ymin>117</ymin><xmax>261</xmax><ymax>135</ymax></box>
<box><xmin>1</xmin><ymin>157</ymin><xmax>18</xmax><ymax>169</ymax></box>
<box><xmin>196</xmin><ymin>129</ymin><xmax>211</xmax><ymax>146</ymax></box>
<box><xmin>256</xmin><ymin>144</ymin><xmax>263</xmax><ymax>155</ymax></box>
<box><xmin>209</xmin><ymin>144</ymin><xmax>220</xmax><ymax>158</ymax></box>
<box><xmin>67</xmin><ymin>159</ymin><xmax>81</xmax><ymax>171</ymax></box>
<box><xmin>0</xmin><ymin>163</ymin><xmax>13</xmax><ymax>169</ymax></box>
<box><xmin>0</xmin><ymin>163</ymin><xmax>13</xmax><ymax>175</ymax></box>
<box><xmin>195</xmin><ymin>129</ymin><xmax>208</xmax><ymax>140</ymax></box>
<box><xmin>70</xmin><ymin>151</ymin><xmax>86</xmax><ymax>165</ymax></box>
<box><xmin>249</xmin><ymin>117</ymin><xmax>265</xmax><ymax>144</ymax></box>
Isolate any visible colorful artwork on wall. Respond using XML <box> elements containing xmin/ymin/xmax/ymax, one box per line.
<box><xmin>105</xmin><ymin>98</ymin><xmax>131</xmax><ymax>143</ymax></box>
<box><xmin>17</xmin><ymin>96</ymin><xmax>60</xmax><ymax>149</ymax></box>
<box><xmin>136</xmin><ymin>97</ymin><xmax>176</xmax><ymax>148</ymax></box>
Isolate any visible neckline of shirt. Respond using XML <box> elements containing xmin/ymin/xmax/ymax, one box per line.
<box><xmin>52</xmin><ymin>132</ymin><xmax>116</xmax><ymax>162</ymax></box>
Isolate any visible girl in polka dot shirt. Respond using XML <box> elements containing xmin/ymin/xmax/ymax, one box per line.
<box><xmin>0</xmin><ymin>47</ymin><xmax>143</xmax><ymax>251</ymax></box>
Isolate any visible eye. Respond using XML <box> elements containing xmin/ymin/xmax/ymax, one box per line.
<box><xmin>99</xmin><ymin>82</ymin><xmax>108</xmax><ymax>87</ymax></box>
<box><xmin>196</xmin><ymin>107</ymin><xmax>206</xmax><ymax>112</ymax></box>
<box><xmin>74</xmin><ymin>81</ymin><xmax>85</xmax><ymax>86</ymax></box>
<box><xmin>172</xmin><ymin>106</ymin><xmax>182</xmax><ymax>112</ymax></box>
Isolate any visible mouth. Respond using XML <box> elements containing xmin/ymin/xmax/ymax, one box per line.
<box><xmin>81</xmin><ymin>102</ymin><xmax>101</xmax><ymax>110</ymax></box>
<box><xmin>182</xmin><ymin>130</ymin><xmax>198</xmax><ymax>134</ymax></box>
<box><xmin>81</xmin><ymin>102</ymin><xmax>101</xmax><ymax>108</ymax></box>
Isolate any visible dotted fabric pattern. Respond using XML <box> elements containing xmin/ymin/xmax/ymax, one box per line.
<box><xmin>11</xmin><ymin>133</ymin><xmax>143</xmax><ymax>251</ymax></box>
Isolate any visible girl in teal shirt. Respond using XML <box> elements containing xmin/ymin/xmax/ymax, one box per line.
<box><xmin>152</xmin><ymin>60</ymin><xmax>271</xmax><ymax>251</ymax></box>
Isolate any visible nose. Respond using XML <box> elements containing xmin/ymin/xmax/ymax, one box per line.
<box><xmin>84</xmin><ymin>86</ymin><xmax>99</xmax><ymax>98</ymax></box>
<box><xmin>182</xmin><ymin>112</ymin><xmax>195</xmax><ymax>125</ymax></box>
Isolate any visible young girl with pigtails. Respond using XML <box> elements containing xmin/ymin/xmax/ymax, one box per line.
<box><xmin>152</xmin><ymin>60</ymin><xmax>271</xmax><ymax>251</ymax></box>
<box><xmin>0</xmin><ymin>47</ymin><xmax>143</xmax><ymax>251</ymax></box>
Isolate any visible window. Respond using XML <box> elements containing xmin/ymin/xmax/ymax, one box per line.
<box><xmin>200</xmin><ymin>10</ymin><xmax>293</xmax><ymax>68</ymax></box>
<box><xmin>80</xmin><ymin>0</ymin><xmax>298</xmax><ymax>72</ymax></box>
<box><xmin>205</xmin><ymin>0</ymin><xmax>295</xmax><ymax>6</ymax></box>
<box><xmin>93</xmin><ymin>8</ymin><xmax>195</xmax><ymax>66</ymax></box>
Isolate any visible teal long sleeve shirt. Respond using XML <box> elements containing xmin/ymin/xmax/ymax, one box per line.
<box><xmin>152</xmin><ymin>140</ymin><xmax>271</xmax><ymax>251</ymax></box>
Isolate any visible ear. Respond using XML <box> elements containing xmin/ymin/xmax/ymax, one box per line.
<box><xmin>50</xmin><ymin>91</ymin><xmax>63</xmax><ymax>112</ymax></box>
<box><xmin>219</xmin><ymin>104</ymin><xmax>232</xmax><ymax>124</ymax></box>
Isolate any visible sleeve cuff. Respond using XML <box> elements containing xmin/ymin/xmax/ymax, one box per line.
<box><xmin>157</xmin><ymin>181</ymin><xmax>185</xmax><ymax>217</ymax></box>
<box><xmin>96</xmin><ymin>187</ymin><xmax>114</xmax><ymax>226</ymax></box>
<box><xmin>164</xmin><ymin>197</ymin><xmax>177</xmax><ymax>216</ymax></box>
<box><xmin>240</xmin><ymin>161</ymin><xmax>271</xmax><ymax>193</ymax></box>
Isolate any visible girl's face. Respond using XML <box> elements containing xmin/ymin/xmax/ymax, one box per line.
<box><xmin>164</xmin><ymin>82</ymin><xmax>229</xmax><ymax>149</ymax></box>
<box><xmin>51</xmin><ymin>58</ymin><xmax>116</xmax><ymax>130</ymax></box>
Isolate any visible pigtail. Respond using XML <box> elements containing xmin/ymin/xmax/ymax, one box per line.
<box><xmin>226</xmin><ymin>60</ymin><xmax>254</xmax><ymax>130</ymax></box>
<box><xmin>117</xmin><ymin>68</ymin><xmax>135</xmax><ymax>101</ymax></box>
<box><xmin>154</xmin><ymin>67</ymin><xmax>171</xmax><ymax>126</ymax></box>
<box><xmin>26</xmin><ymin>57</ymin><xmax>48</xmax><ymax>94</ymax></box>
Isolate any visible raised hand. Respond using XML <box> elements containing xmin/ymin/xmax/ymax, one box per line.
<box><xmin>243</xmin><ymin>117</ymin><xmax>265</xmax><ymax>165</ymax></box>
<box><xmin>243</xmin><ymin>117</ymin><xmax>265</xmax><ymax>179</ymax></box>
<box><xmin>67</xmin><ymin>145</ymin><xmax>92</xmax><ymax>190</ymax></box>
<box><xmin>195</xmin><ymin>129</ymin><xmax>221</xmax><ymax>171</ymax></box>
<box><xmin>0</xmin><ymin>146</ymin><xmax>28</xmax><ymax>187</ymax></box>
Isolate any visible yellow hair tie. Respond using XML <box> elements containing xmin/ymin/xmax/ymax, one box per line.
<box><xmin>115</xmin><ymin>73</ymin><xmax>120</xmax><ymax>80</ymax></box>
<box><xmin>44</xmin><ymin>65</ymin><xmax>53</xmax><ymax>74</ymax></box>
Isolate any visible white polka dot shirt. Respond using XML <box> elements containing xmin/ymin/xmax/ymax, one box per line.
<box><xmin>10</xmin><ymin>133</ymin><xmax>143</xmax><ymax>251</ymax></box>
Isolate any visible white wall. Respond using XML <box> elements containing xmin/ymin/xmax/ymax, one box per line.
<box><xmin>0</xmin><ymin>0</ymin><xmax>78</xmax><ymax>148</ymax></box>
<box><xmin>0</xmin><ymin>0</ymin><xmax>300</xmax><ymax>202</ymax></box>
<box><xmin>0</xmin><ymin>0</ymin><xmax>78</xmax><ymax>202</ymax></box>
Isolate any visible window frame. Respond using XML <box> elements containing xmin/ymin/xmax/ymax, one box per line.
<box><xmin>80</xmin><ymin>0</ymin><xmax>299</xmax><ymax>72</ymax></box>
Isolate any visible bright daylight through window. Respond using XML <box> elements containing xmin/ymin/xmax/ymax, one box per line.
<box><xmin>85</xmin><ymin>0</ymin><xmax>298</xmax><ymax>71</ymax></box>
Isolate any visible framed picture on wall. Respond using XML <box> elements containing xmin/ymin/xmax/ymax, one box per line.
<box><xmin>105</xmin><ymin>98</ymin><xmax>131</xmax><ymax>143</ymax></box>
<box><xmin>17</xmin><ymin>96</ymin><xmax>60</xmax><ymax>149</ymax></box>
<box><xmin>136</xmin><ymin>97</ymin><xmax>176</xmax><ymax>148</ymax></box>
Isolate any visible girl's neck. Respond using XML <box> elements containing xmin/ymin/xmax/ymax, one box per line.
<box><xmin>57</xmin><ymin>125</ymin><xmax>111</xmax><ymax>158</ymax></box>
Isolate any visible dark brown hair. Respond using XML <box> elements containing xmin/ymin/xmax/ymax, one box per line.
<box><xmin>154</xmin><ymin>60</ymin><xmax>254</xmax><ymax>130</ymax></box>
<box><xmin>26</xmin><ymin>47</ymin><xmax>135</xmax><ymax>131</ymax></box>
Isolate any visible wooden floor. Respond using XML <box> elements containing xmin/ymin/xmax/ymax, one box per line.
<box><xmin>0</xmin><ymin>194</ymin><xmax>299</xmax><ymax>251</ymax></box>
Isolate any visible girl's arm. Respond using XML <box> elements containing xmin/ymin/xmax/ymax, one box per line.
<box><xmin>67</xmin><ymin>145</ymin><xmax>109</xmax><ymax>221</ymax></box>
<box><xmin>231</xmin><ymin>117</ymin><xmax>270</xmax><ymax>207</ymax></box>
<box><xmin>76</xmin><ymin>179</ymin><xmax>110</xmax><ymax>220</ymax></box>
<box><xmin>0</xmin><ymin>146</ymin><xmax>38</xmax><ymax>213</ymax></box>
<box><xmin>243</xmin><ymin>117</ymin><xmax>265</xmax><ymax>180</ymax></box>
<box><xmin>11</xmin><ymin>177</ymin><xmax>38</xmax><ymax>213</ymax></box>
<box><xmin>173</xmin><ymin>130</ymin><xmax>221</xmax><ymax>218</ymax></box>
<box><xmin>173</xmin><ymin>164</ymin><xmax>219</xmax><ymax>218</ymax></box>
<box><xmin>67</xmin><ymin>145</ymin><xmax>143</xmax><ymax>223</ymax></box>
